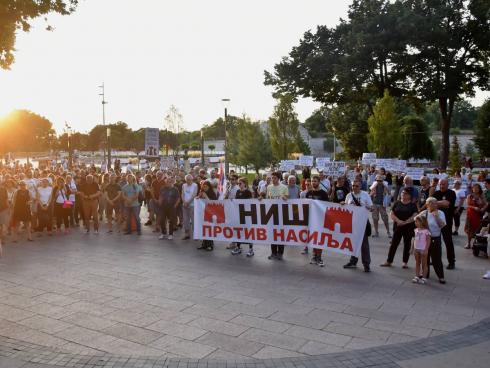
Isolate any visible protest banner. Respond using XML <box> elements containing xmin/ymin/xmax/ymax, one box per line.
<box><xmin>315</xmin><ymin>157</ymin><xmax>330</xmax><ymax>168</ymax></box>
<box><xmin>404</xmin><ymin>167</ymin><xmax>424</xmax><ymax>180</ymax></box>
<box><xmin>160</xmin><ymin>156</ymin><xmax>176</xmax><ymax>169</ymax></box>
<box><xmin>361</xmin><ymin>153</ymin><xmax>376</xmax><ymax>165</ymax></box>
<box><xmin>397</xmin><ymin>160</ymin><xmax>407</xmax><ymax>172</ymax></box>
<box><xmin>299</xmin><ymin>155</ymin><xmax>314</xmax><ymax>167</ymax></box>
<box><xmin>322</xmin><ymin>161</ymin><xmax>346</xmax><ymax>177</ymax></box>
<box><xmin>194</xmin><ymin>199</ymin><xmax>369</xmax><ymax>257</ymax></box>
<box><xmin>144</xmin><ymin>128</ymin><xmax>160</xmax><ymax>157</ymax></box>
<box><xmin>279</xmin><ymin>160</ymin><xmax>298</xmax><ymax>171</ymax></box>
<box><xmin>375</xmin><ymin>158</ymin><xmax>398</xmax><ymax>172</ymax></box>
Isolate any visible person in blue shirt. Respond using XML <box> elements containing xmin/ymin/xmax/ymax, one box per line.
<box><xmin>121</xmin><ymin>174</ymin><xmax>142</xmax><ymax>235</ymax></box>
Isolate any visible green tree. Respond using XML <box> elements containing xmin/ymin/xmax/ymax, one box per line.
<box><xmin>86</xmin><ymin>122</ymin><xmax>133</xmax><ymax>151</ymax></box>
<box><xmin>399</xmin><ymin>0</ymin><xmax>490</xmax><ymax>168</ymax></box>
<box><xmin>295</xmin><ymin>133</ymin><xmax>311</xmax><ymax>155</ymax></box>
<box><xmin>0</xmin><ymin>109</ymin><xmax>56</xmax><ymax>153</ymax></box>
<box><xmin>208</xmin><ymin>144</ymin><xmax>216</xmax><ymax>154</ymax></box>
<box><xmin>326</xmin><ymin>103</ymin><xmax>369</xmax><ymax>159</ymax></box>
<box><xmin>235</xmin><ymin>120</ymin><xmax>272</xmax><ymax>174</ymax></box>
<box><xmin>399</xmin><ymin>115</ymin><xmax>434</xmax><ymax>160</ymax></box>
<box><xmin>367</xmin><ymin>91</ymin><xmax>401</xmax><ymax>157</ymax></box>
<box><xmin>268</xmin><ymin>95</ymin><xmax>300</xmax><ymax>160</ymax></box>
<box><xmin>474</xmin><ymin>98</ymin><xmax>490</xmax><ymax>158</ymax></box>
<box><xmin>0</xmin><ymin>1</ymin><xmax>78</xmax><ymax>69</ymax></box>
<box><xmin>304</xmin><ymin>108</ymin><xmax>328</xmax><ymax>137</ymax></box>
<box><xmin>449</xmin><ymin>135</ymin><xmax>462</xmax><ymax>175</ymax></box>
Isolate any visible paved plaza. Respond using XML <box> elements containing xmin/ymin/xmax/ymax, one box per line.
<box><xmin>0</xmin><ymin>221</ymin><xmax>489</xmax><ymax>367</ymax></box>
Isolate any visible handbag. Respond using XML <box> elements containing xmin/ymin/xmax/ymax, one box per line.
<box><xmin>62</xmin><ymin>200</ymin><xmax>73</xmax><ymax>209</ymax></box>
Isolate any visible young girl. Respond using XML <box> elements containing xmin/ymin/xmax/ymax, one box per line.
<box><xmin>411</xmin><ymin>215</ymin><xmax>431</xmax><ymax>284</ymax></box>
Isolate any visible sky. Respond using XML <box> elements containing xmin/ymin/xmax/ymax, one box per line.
<box><xmin>0</xmin><ymin>0</ymin><xmax>488</xmax><ymax>135</ymax></box>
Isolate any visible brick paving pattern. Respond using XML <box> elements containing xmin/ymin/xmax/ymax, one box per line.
<box><xmin>0</xmin><ymin>222</ymin><xmax>489</xmax><ymax>367</ymax></box>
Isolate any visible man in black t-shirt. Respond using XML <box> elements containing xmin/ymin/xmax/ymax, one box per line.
<box><xmin>433</xmin><ymin>178</ymin><xmax>456</xmax><ymax>269</ymax></box>
<box><xmin>306</xmin><ymin>176</ymin><xmax>329</xmax><ymax>267</ymax></box>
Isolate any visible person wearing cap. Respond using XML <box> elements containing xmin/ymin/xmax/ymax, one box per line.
<box><xmin>370</xmin><ymin>174</ymin><xmax>391</xmax><ymax>238</ymax></box>
<box><xmin>452</xmin><ymin>180</ymin><xmax>466</xmax><ymax>236</ymax></box>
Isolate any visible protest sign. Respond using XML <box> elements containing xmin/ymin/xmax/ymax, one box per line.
<box><xmin>362</xmin><ymin>153</ymin><xmax>376</xmax><ymax>165</ymax></box>
<box><xmin>321</xmin><ymin>161</ymin><xmax>346</xmax><ymax>177</ymax></box>
<box><xmin>299</xmin><ymin>155</ymin><xmax>314</xmax><ymax>167</ymax></box>
<box><xmin>160</xmin><ymin>156</ymin><xmax>176</xmax><ymax>169</ymax></box>
<box><xmin>194</xmin><ymin>199</ymin><xmax>369</xmax><ymax>257</ymax></box>
<box><xmin>279</xmin><ymin>160</ymin><xmax>298</xmax><ymax>171</ymax></box>
<box><xmin>144</xmin><ymin>128</ymin><xmax>160</xmax><ymax>157</ymax></box>
<box><xmin>404</xmin><ymin>167</ymin><xmax>424</xmax><ymax>180</ymax></box>
<box><xmin>316</xmin><ymin>157</ymin><xmax>330</xmax><ymax>168</ymax></box>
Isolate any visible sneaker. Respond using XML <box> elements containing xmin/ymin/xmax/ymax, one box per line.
<box><xmin>483</xmin><ymin>271</ymin><xmax>490</xmax><ymax>279</ymax></box>
<box><xmin>231</xmin><ymin>248</ymin><xmax>242</xmax><ymax>255</ymax></box>
<box><xmin>464</xmin><ymin>244</ymin><xmax>471</xmax><ymax>249</ymax></box>
<box><xmin>318</xmin><ymin>259</ymin><xmax>325</xmax><ymax>267</ymax></box>
<box><xmin>301</xmin><ymin>247</ymin><xmax>309</xmax><ymax>255</ymax></box>
<box><xmin>226</xmin><ymin>243</ymin><xmax>236</xmax><ymax>249</ymax></box>
<box><xmin>167</xmin><ymin>235</ymin><xmax>173</xmax><ymax>240</ymax></box>
<box><xmin>268</xmin><ymin>254</ymin><xmax>276</xmax><ymax>260</ymax></box>
<box><xmin>387</xmin><ymin>233</ymin><xmax>392</xmax><ymax>239</ymax></box>
<box><xmin>158</xmin><ymin>234</ymin><xmax>166</xmax><ymax>240</ymax></box>
<box><xmin>363</xmin><ymin>265</ymin><xmax>371</xmax><ymax>272</ymax></box>
<box><xmin>144</xmin><ymin>220</ymin><xmax>152</xmax><ymax>226</ymax></box>
<box><xmin>372</xmin><ymin>233</ymin><xmax>379</xmax><ymax>238</ymax></box>
<box><xmin>85</xmin><ymin>229</ymin><xmax>90</xmax><ymax>234</ymax></box>
<box><xmin>412</xmin><ymin>276</ymin><xmax>420</xmax><ymax>284</ymax></box>
<box><xmin>343</xmin><ymin>262</ymin><xmax>356</xmax><ymax>269</ymax></box>
<box><xmin>246</xmin><ymin>249</ymin><xmax>254</xmax><ymax>257</ymax></box>
<box><xmin>182</xmin><ymin>235</ymin><xmax>190</xmax><ymax>240</ymax></box>
<box><xmin>94</xmin><ymin>230</ymin><xmax>99</xmax><ymax>235</ymax></box>
<box><xmin>276</xmin><ymin>254</ymin><xmax>283</xmax><ymax>260</ymax></box>
<box><xmin>419</xmin><ymin>278</ymin><xmax>427</xmax><ymax>284</ymax></box>
<box><xmin>446</xmin><ymin>263</ymin><xmax>455</xmax><ymax>270</ymax></box>
<box><xmin>310</xmin><ymin>256</ymin><xmax>318</xmax><ymax>265</ymax></box>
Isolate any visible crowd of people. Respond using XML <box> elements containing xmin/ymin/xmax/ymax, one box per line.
<box><xmin>0</xmin><ymin>159</ymin><xmax>489</xmax><ymax>281</ymax></box>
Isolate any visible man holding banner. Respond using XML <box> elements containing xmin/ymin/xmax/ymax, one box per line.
<box><xmin>343</xmin><ymin>179</ymin><xmax>373</xmax><ymax>272</ymax></box>
<box><xmin>266</xmin><ymin>172</ymin><xmax>289</xmax><ymax>260</ymax></box>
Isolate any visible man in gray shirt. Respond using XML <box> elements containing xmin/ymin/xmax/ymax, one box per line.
<box><xmin>287</xmin><ymin>176</ymin><xmax>300</xmax><ymax>199</ymax></box>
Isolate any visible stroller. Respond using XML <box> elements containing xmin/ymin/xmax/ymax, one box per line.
<box><xmin>472</xmin><ymin>217</ymin><xmax>489</xmax><ymax>258</ymax></box>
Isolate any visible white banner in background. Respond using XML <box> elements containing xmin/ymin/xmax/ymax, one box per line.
<box><xmin>299</xmin><ymin>155</ymin><xmax>314</xmax><ymax>167</ymax></box>
<box><xmin>316</xmin><ymin>157</ymin><xmax>331</xmax><ymax>168</ymax></box>
<box><xmin>193</xmin><ymin>199</ymin><xmax>369</xmax><ymax>257</ymax></box>
<box><xmin>321</xmin><ymin>161</ymin><xmax>346</xmax><ymax>177</ymax></box>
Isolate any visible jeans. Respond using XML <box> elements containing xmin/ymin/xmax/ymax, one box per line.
<box><xmin>182</xmin><ymin>205</ymin><xmax>194</xmax><ymax>235</ymax></box>
<box><xmin>125</xmin><ymin>206</ymin><xmax>141</xmax><ymax>233</ymax></box>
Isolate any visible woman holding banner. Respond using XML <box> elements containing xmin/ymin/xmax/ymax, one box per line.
<box><xmin>197</xmin><ymin>181</ymin><xmax>217</xmax><ymax>251</ymax></box>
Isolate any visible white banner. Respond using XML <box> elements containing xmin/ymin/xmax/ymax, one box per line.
<box><xmin>362</xmin><ymin>153</ymin><xmax>376</xmax><ymax>165</ymax></box>
<box><xmin>145</xmin><ymin>128</ymin><xmax>160</xmax><ymax>157</ymax></box>
<box><xmin>321</xmin><ymin>161</ymin><xmax>346</xmax><ymax>177</ymax></box>
<box><xmin>299</xmin><ymin>155</ymin><xmax>314</xmax><ymax>167</ymax></box>
<box><xmin>193</xmin><ymin>199</ymin><xmax>369</xmax><ymax>257</ymax></box>
<box><xmin>279</xmin><ymin>160</ymin><xmax>299</xmax><ymax>171</ymax></box>
<box><xmin>404</xmin><ymin>167</ymin><xmax>424</xmax><ymax>180</ymax></box>
<box><xmin>160</xmin><ymin>156</ymin><xmax>176</xmax><ymax>169</ymax></box>
<box><xmin>316</xmin><ymin>157</ymin><xmax>331</xmax><ymax>168</ymax></box>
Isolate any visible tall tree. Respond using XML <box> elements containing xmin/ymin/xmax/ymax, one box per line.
<box><xmin>367</xmin><ymin>91</ymin><xmax>401</xmax><ymax>157</ymax></box>
<box><xmin>399</xmin><ymin>115</ymin><xmax>434</xmax><ymax>159</ymax></box>
<box><xmin>400</xmin><ymin>0</ymin><xmax>490</xmax><ymax>168</ymax></box>
<box><xmin>474</xmin><ymin>98</ymin><xmax>490</xmax><ymax>159</ymax></box>
<box><xmin>449</xmin><ymin>135</ymin><xmax>462</xmax><ymax>175</ymax></box>
<box><xmin>0</xmin><ymin>1</ymin><xmax>78</xmax><ymax>69</ymax></box>
<box><xmin>268</xmin><ymin>95</ymin><xmax>300</xmax><ymax>160</ymax></box>
<box><xmin>304</xmin><ymin>108</ymin><xmax>328</xmax><ymax>137</ymax></box>
<box><xmin>325</xmin><ymin>103</ymin><xmax>369</xmax><ymax>160</ymax></box>
<box><xmin>0</xmin><ymin>109</ymin><xmax>56</xmax><ymax>153</ymax></box>
<box><xmin>235</xmin><ymin>120</ymin><xmax>272</xmax><ymax>174</ymax></box>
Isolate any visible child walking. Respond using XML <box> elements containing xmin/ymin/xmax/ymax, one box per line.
<box><xmin>411</xmin><ymin>215</ymin><xmax>431</xmax><ymax>284</ymax></box>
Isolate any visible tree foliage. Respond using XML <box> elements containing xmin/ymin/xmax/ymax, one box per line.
<box><xmin>474</xmin><ymin>98</ymin><xmax>490</xmax><ymax>158</ymax></box>
<box><xmin>0</xmin><ymin>109</ymin><xmax>56</xmax><ymax>153</ymax></box>
<box><xmin>399</xmin><ymin>115</ymin><xmax>434</xmax><ymax>159</ymax></box>
<box><xmin>268</xmin><ymin>95</ymin><xmax>300</xmax><ymax>160</ymax></box>
<box><xmin>326</xmin><ymin>103</ymin><xmax>369</xmax><ymax>160</ymax></box>
<box><xmin>0</xmin><ymin>0</ymin><xmax>78</xmax><ymax>69</ymax></box>
<box><xmin>265</xmin><ymin>0</ymin><xmax>490</xmax><ymax>168</ymax></box>
<box><xmin>367</xmin><ymin>91</ymin><xmax>401</xmax><ymax>157</ymax></box>
<box><xmin>449</xmin><ymin>135</ymin><xmax>462</xmax><ymax>175</ymax></box>
<box><xmin>304</xmin><ymin>108</ymin><xmax>328</xmax><ymax>137</ymax></box>
<box><xmin>235</xmin><ymin>119</ymin><xmax>272</xmax><ymax>173</ymax></box>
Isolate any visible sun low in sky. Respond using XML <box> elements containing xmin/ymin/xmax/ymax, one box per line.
<box><xmin>0</xmin><ymin>0</ymin><xmax>355</xmax><ymax>134</ymax></box>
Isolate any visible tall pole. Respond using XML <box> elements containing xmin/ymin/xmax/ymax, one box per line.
<box><xmin>333</xmin><ymin>132</ymin><xmax>336</xmax><ymax>161</ymax></box>
<box><xmin>99</xmin><ymin>83</ymin><xmax>108</xmax><ymax>168</ymax></box>
<box><xmin>224</xmin><ymin>107</ymin><xmax>229</xmax><ymax>175</ymax></box>
<box><xmin>107</xmin><ymin>127</ymin><xmax>111</xmax><ymax>171</ymax></box>
<box><xmin>201</xmin><ymin>129</ymin><xmax>205</xmax><ymax>167</ymax></box>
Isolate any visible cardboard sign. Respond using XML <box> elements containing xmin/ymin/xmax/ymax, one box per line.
<box><xmin>362</xmin><ymin>153</ymin><xmax>376</xmax><ymax>165</ymax></box>
<box><xmin>299</xmin><ymin>155</ymin><xmax>314</xmax><ymax>167</ymax></box>
<box><xmin>316</xmin><ymin>157</ymin><xmax>331</xmax><ymax>168</ymax></box>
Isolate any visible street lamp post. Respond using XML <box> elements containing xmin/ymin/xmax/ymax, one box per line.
<box><xmin>99</xmin><ymin>83</ymin><xmax>108</xmax><ymax>167</ymax></box>
<box><xmin>200</xmin><ymin>129</ymin><xmax>205</xmax><ymax>167</ymax></box>
<box><xmin>107</xmin><ymin>127</ymin><xmax>112</xmax><ymax>171</ymax></box>
<box><xmin>221</xmin><ymin>98</ymin><xmax>230</xmax><ymax>175</ymax></box>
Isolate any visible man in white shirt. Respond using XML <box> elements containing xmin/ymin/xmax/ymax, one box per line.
<box><xmin>225</xmin><ymin>174</ymin><xmax>240</xmax><ymax>199</ymax></box>
<box><xmin>181</xmin><ymin>174</ymin><xmax>198</xmax><ymax>240</ymax></box>
<box><xmin>343</xmin><ymin>179</ymin><xmax>373</xmax><ymax>272</ymax></box>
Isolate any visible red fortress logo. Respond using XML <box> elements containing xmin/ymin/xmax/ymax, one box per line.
<box><xmin>204</xmin><ymin>203</ymin><xmax>226</xmax><ymax>224</ymax></box>
<box><xmin>324</xmin><ymin>207</ymin><xmax>353</xmax><ymax>233</ymax></box>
